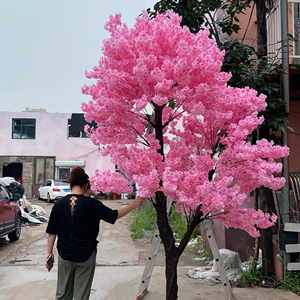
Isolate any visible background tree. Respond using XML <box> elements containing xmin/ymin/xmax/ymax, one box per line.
<box><xmin>147</xmin><ymin>0</ymin><xmax>252</xmax><ymax>39</ymax></box>
<box><xmin>82</xmin><ymin>12</ymin><xmax>289</xmax><ymax>300</ymax></box>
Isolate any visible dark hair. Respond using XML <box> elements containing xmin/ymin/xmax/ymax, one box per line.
<box><xmin>67</xmin><ymin>166</ymin><xmax>89</xmax><ymax>188</ymax></box>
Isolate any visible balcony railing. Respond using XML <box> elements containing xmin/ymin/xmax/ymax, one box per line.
<box><xmin>267</xmin><ymin>0</ymin><xmax>300</xmax><ymax>62</ymax></box>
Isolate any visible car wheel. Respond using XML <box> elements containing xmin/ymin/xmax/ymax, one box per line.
<box><xmin>8</xmin><ymin>214</ymin><xmax>21</xmax><ymax>241</ymax></box>
<box><xmin>37</xmin><ymin>191</ymin><xmax>41</xmax><ymax>200</ymax></box>
<box><xmin>47</xmin><ymin>193</ymin><xmax>52</xmax><ymax>203</ymax></box>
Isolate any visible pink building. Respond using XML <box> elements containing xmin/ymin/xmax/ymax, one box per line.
<box><xmin>0</xmin><ymin>109</ymin><xmax>115</xmax><ymax>198</ymax></box>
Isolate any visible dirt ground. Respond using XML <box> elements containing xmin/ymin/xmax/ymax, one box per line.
<box><xmin>0</xmin><ymin>197</ymin><xmax>298</xmax><ymax>300</ymax></box>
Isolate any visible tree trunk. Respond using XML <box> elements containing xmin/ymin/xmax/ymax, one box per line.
<box><xmin>155</xmin><ymin>191</ymin><xmax>179</xmax><ymax>300</ymax></box>
<box><xmin>259</xmin><ymin>186</ymin><xmax>275</xmax><ymax>276</ymax></box>
<box><xmin>165</xmin><ymin>248</ymin><xmax>179</xmax><ymax>300</ymax></box>
<box><xmin>258</xmin><ymin>126</ymin><xmax>275</xmax><ymax>276</ymax></box>
<box><xmin>253</xmin><ymin>188</ymin><xmax>260</xmax><ymax>270</ymax></box>
<box><xmin>154</xmin><ymin>191</ymin><xmax>202</xmax><ymax>300</ymax></box>
<box><xmin>153</xmin><ymin>101</ymin><xmax>203</xmax><ymax>299</ymax></box>
<box><xmin>255</xmin><ymin>0</ymin><xmax>267</xmax><ymax>59</ymax></box>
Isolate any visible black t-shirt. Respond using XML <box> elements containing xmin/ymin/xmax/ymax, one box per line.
<box><xmin>46</xmin><ymin>194</ymin><xmax>118</xmax><ymax>262</ymax></box>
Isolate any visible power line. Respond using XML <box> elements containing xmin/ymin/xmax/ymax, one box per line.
<box><xmin>228</xmin><ymin>35</ymin><xmax>298</xmax><ymax>48</ymax></box>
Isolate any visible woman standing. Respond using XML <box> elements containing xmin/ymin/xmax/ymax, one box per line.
<box><xmin>45</xmin><ymin>166</ymin><xmax>144</xmax><ymax>300</ymax></box>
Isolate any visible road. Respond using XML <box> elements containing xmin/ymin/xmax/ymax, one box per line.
<box><xmin>0</xmin><ymin>197</ymin><xmax>154</xmax><ymax>300</ymax></box>
<box><xmin>0</xmin><ymin>198</ymin><xmax>298</xmax><ymax>300</ymax></box>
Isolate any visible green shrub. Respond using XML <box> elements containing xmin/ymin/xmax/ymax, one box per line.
<box><xmin>130</xmin><ymin>203</ymin><xmax>199</xmax><ymax>241</ymax></box>
<box><xmin>168</xmin><ymin>207</ymin><xmax>199</xmax><ymax>240</ymax></box>
<box><xmin>195</xmin><ymin>238</ymin><xmax>213</xmax><ymax>260</ymax></box>
<box><xmin>283</xmin><ymin>271</ymin><xmax>300</xmax><ymax>295</ymax></box>
<box><xmin>235</xmin><ymin>256</ymin><xmax>262</xmax><ymax>287</ymax></box>
<box><xmin>130</xmin><ymin>204</ymin><xmax>157</xmax><ymax>239</ymax></box>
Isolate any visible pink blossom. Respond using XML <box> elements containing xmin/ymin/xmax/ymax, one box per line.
<box><xmin>90</xmin><ymin>170</ymin><xmax>132</xmax><ymax>194</ymax></box>
<box><xmin>82</xmin><ymin>11</ymin><xmax>289</xmax><ymax>237</ymax></box>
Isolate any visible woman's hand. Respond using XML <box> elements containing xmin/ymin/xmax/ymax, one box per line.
<box><xmin>45</xmin><ymin>253</ymin><xmax>55</xmax><ymax>269</ymax></box>
<box><xmin>132</xmin><ymin>197</ymin><xmax>145</xmax><ymax>209</ymax></box>
<box><xmin>46</xmin><ymin>234</ymin><xmax>57</xmax><ymax>269</ymax></box>
<box><xmin>117</xmin><ymin>197</ymin><xmax>145</xmax><ymax>219</ymax></box>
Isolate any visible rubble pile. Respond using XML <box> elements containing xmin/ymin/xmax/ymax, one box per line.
<box><xmin>187</xmin><ymin>249</ymin><xmax>241</xmax><ymax>282</ymax></box>
<box><xmin>187</xmin><ymin>248</ymin><xmax>263</xmax><ymax>283</ymax></box>
<box><xmin>0</xmin><ymin>177</ymin><xmax>24</xmax><ymax>197</ymax></box>
<box><xmin>20</xmin><ymin>196</ymin><xmax>48</xmax><ymax>225</ymax></box>
<box><xmin>0</xmin><ymin>177</ymin><xmax>48</xmax><ymax>225</ymax></box>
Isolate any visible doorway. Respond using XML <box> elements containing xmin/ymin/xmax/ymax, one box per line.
<box><xmin>3</xmin><ymin>163</ymin><xmax>23</xmax><ymax>183</ymax></box>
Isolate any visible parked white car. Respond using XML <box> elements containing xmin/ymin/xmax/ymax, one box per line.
<box><xmin>37</xmin><ymin>180</ymin><xmax>71</xmax><ymax>203</ymax></box>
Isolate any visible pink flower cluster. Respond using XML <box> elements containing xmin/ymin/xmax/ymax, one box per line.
<box><xmin>82</xmin><ymin>11</ymin><xmax>289</xmax><ymax>237</ymax></box>
<box><xmin>218</xmin><ymin>208</ymin><xmax>278</xmax><ymax>238</ymax></box>
<box><xmin>89</xmin><ymin>169</ymin><xmax>133</xmax><ymax>195</ymax></box>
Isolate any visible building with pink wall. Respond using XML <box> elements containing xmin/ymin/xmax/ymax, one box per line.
<box><xmin>0</xmin><ymin>110</ymin><xmax>115</xmax><ymax>197</ymax></box>
<box><xmin>209</xmin><ymin>0</ymin><xmax>300</xmax><ymax>274</ymax></box>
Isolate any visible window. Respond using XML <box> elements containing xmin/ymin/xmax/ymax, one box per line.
<box><xmin>67</xmin><ymin>114</ymin><xmax>97</xmax><ymax>139</ymax></box>
<box><xmin>58</xmin><ymin>167</ymin><xmax>71</xmax><ymax>180</ymax></box>
<box><xmin>44</xmin><ymin>180</ymin><xmax>51</xmax><ymax>187</ymax></box>
<box><xmin>54</xmin><ymin>181</ymin><xmax>69</xmax><ymax>186</ymax></box>
<box><xmin>0</xmin><ymin>186</ymin><xmax>10</xmax><ymax>200</ymax></box>
<box><xmin>34</xmin><ymin>157</ymin><xmax>55</xmax><ymax>185</ymax></box>
<box><xmin>12</xmin><ymin>119</ymin><xmax>36</xmax><ymax>139</ymax></box>
<box><xmin>68</xmin><ymin>119</ymin><xmax>89</xmax><ymax>138</ymax></box>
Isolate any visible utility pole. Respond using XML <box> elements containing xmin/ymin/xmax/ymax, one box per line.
<box><xmin>255</xmin><ymin>0</ymin><xmax>275</xmax><ymax>277</ymax></box>
<box><xmin>280</xmin><ymin>0</ymin><xmax>290</xmax><ymax>220</ymax></box>
<box><xmin>280</xmin><ymin>0</ymin><xmax>290</xmax><ymax>279</ymax></box>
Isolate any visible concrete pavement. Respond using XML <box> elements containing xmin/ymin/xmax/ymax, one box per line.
<box><xmin>0</xmin><ymin>264</ymin><xmax>298</xmax><ymax>300</ymax></box>
<box><xmin>0</xmin><ymin>198</ymin><xmax>298</xmax><ymax>300</ymax></box>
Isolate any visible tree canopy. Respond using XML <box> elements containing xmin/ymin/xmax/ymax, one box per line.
<box><xmin>82</xmin><ymin>11</ymin><xmax>289</xmax><ymax>238</ymax></box>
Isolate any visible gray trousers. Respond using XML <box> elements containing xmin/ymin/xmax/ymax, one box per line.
<box><xmin>56</xmin><ymin>251</ymin><xmax>96</xmax><ymax>300</ymax></box>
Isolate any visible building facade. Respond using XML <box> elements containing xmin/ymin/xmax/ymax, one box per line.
<box><xmin>0</xmin><ymin>110</ymin><xmax>114</xmax><ymax>198</ymax></box>
<box><xmin>212</xmin><ymin>0</ymin><xmax>300</xmax><ymax>275</ymax></box>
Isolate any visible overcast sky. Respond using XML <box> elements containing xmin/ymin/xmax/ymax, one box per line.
<box><xmin>0</xmin><ymin>0</ymin><xmax>157</xmax><ymax>113</ymax></box>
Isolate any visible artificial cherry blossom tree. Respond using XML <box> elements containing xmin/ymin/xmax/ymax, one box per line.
<box><xmin>82</xmin><ymin>11</ymin><xmax>289</xmax><ymax>300</ymax></box>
